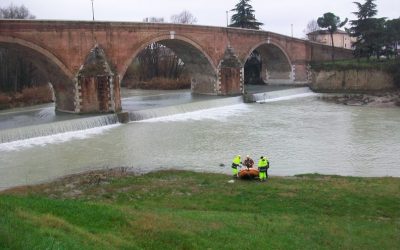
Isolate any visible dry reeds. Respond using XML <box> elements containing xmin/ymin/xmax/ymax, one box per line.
<box><xmin>0</xmin><ymin>84</ymin><xmax>53</xmax><ymax>109</ymax></box>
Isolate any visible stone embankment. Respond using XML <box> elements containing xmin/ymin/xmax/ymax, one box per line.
<box><xmin>310</xmin><ymin>68</ymin><xmax>400</xmax><ymax>107</ymax></box>
<box><xmin>310</xmin><ymin>69</ymin><xmax>395</xmax><ymax>92</ymax></box>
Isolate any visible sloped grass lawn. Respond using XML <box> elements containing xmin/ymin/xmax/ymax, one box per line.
<box><xmin>1</xmin><ymin>170</ymin><xmax>399</xmax><ymax>249</ymax></box>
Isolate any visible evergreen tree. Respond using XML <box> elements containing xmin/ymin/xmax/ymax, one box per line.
<box><xmin>352</xmin><ymin>0</ymin><xmax>377</xmax><ymax>20</ymax></box>
<box><xmin>229</xmin><ymin>0</ymin><xmax>263</xmax><ymax>30</ymax></box>
<box><xmin>317</xmin><ymin>12</ymin><xmax>348</xmax><ymax>60</ymax></box>
<box><xmin>349</xmin><ymin>0</ymin><xmax>386</xmax><ymax>59</ymax></box>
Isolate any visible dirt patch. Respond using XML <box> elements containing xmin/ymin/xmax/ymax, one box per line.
<box><xmin>1</xmin><ymin>167</ymin><xmax>136</xmax><ymax>198</ymax></box>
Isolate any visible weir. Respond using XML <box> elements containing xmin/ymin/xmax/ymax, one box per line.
<box><xmin>244</xmin><ymin>87</ymin><xmax>313</xmax><ymax>103</ymax></box>
<box><xmin>0</xmin><ymin>87</ymin><xmax>311</xmax><ymax>144</ymax></box>
<box><xmin>0</xmin><ymin>114</ymin><xmax>118</xmax><ymax>143</ymax></box>
<box><xmin>128</xmin><ymin>96</ymin><xmax>243</xmax><ymax>121</ymax></box>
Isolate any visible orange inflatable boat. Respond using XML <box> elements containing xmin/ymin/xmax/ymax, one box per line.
<box><xmin>238</xmin><ymin>168</ymin><xmax>259</xmax><ymax>179</ymax></box>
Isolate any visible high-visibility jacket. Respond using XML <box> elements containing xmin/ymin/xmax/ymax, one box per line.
<box><xmin>233</xmin><ymin>156</ymin><xmax>241</xmax><ymax>165</ymax></box>
<box><xmin>258</xmin><ymin>158</ymin><xmax>268</xmax><ymax>168</ymax></box>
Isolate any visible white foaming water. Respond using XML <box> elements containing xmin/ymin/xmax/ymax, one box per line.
<box><xmin>137</xmin><ymin>90</ymin><xmax>316</xmax><ymax>123</ymax></box>
<box><xmin>0</xmin><ymin>114</ymin><xmax>119</xmax><ymax>143</ymax></box>
<box><xmin>137</xmin><ymin>103</ymin><xmax>251</xmax><ymax>123</ymax></box>
<box><xmin>0</xmin><ymin>124</ymin><xmax>120</xmax><ymax>152</ymax></box>
<box><xmin>256</xmin><ymin>92</ymin><xmax>318</xmax><ymax>103</ymax></box>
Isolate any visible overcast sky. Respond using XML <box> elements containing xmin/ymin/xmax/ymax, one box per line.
<box><xmin>2</xmin><ymin>0</ymin><xmax>399</xmax><ymax>38</ymax></box>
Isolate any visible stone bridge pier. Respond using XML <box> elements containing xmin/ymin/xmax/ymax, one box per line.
<box><xmin>0</xmin><ymin>20</ymin><xmax>353</xmax><ymax>114</ymax></box>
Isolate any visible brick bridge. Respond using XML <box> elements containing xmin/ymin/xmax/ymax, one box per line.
<box><xmin>0</xmin><ymin>20</ymin><xmax>352</xmax><ymax>113</ymax></box>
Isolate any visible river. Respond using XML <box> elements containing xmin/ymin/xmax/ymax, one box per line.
<box><xmin>1</xmin><ymin>87</ymin><xmax>399</xmax><ymax>190</ymax></box>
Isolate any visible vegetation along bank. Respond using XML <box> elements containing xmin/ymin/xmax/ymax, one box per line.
<box><xmin>0</xmin><ymin>169</ymin><xmax>399</xmax><ymax>249</ymax></box>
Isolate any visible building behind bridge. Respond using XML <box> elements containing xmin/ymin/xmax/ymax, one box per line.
<box><xmin>307</xmin><ymin>30</ymin><xmax>356</xmax><ymax>49</ymax></box>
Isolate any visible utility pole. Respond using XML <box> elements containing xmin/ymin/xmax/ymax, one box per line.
<box><xmin>226</xmin><ymin>11</ymin><xmax>229</xmax><ymax>27</ymax></box>
<box><xmin>91</xmin><ymin>0</ymin><xmax>95</xmax><ymax>21</ymax></box>
<box><xmin>90</xmin><ymin>0</ymin><xmax>96</xmax><ymax>44</ymax></box>
<box><xmin>291</xmin><ymin>24</ymin><xmax>293</xmax><ymax>37</ymax></box>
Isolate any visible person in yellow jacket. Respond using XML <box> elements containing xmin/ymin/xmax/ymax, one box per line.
<box><xmin>258</xmin><ymin>156</ymin><xmax>269</xmax><ymax>181</ymax></box>
<box><xmin>231</xmin><ymin>155</ymin><xmax>241</xmax><ymax>178</ymax></box>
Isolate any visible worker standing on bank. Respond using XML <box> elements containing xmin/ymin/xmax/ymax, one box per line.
<box><xmin>258</xmin><ymin>156</ymin><xmax>269</xmax><ymax>181</ymax></box>
<box><xmin>231</xmin><ymin>155</ymin><xmax>241</xmax><ymax>178</ymax></box>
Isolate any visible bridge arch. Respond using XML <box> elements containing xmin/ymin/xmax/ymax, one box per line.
<box><xmin>243</xmin><ymin>40</ymin><xmax>293</xmax><ymax>85</ymax></box>
<box><xmin>121</xmin><ymin>34</ymin><xmax>218</xmax><ymax>95</ymax></box>
<box><xmin>0</xmin><ymin>36</ymin><xmax>76</xmax><ymax>112</ymax></box>
<box><xmin>0</xmin><ymin>36</ymin><xmax>73</xmax><ymax>78</ymax></box>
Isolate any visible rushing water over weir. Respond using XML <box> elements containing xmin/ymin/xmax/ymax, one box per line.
<box><xmin>0</xmin><ymin>115</ymin><xmax>119</xmax><ymax>143</ymax></box>
<box><xmin>1</xmin><ymin>87</ymin><xmax>400</xmax><ymax>190</ymax></box>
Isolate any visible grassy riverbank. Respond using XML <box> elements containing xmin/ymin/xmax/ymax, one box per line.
<box><xmin>1</xmin><ymin>170</ymin><xmax>399</xmax><ymax>249</ymax></box>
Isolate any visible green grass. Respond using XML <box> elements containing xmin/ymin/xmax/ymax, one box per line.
<box><xmin>1</xmin><ymin>170</ymin><xmax>399</xmax><ymax>249</ymax></box>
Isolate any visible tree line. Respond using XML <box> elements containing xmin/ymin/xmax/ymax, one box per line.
<box><xmin>349</xmin><ymin>0</ymin><xmax>400</xmax><ymax>59</ymax></box>
<box><xmin>315</xmin><ymin>0</ymin><xmax>400</xmax><ymax>60</ymax></box>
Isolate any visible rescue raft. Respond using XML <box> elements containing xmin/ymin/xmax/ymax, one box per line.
<box><xmin>238</xmin><ymin>167</ymin><xmax>259</xmax><ymax>179</ymax></box>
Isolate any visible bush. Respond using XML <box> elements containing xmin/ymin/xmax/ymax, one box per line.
<box><xmin>0</xmin><ymin>92</ymin><xmax>11</xmax><ymax>109</ymax></box>
<box><xmin>20</xmin><ymin>85</ymin><xmax>53</xmax><ymax>103</ymax></box>
<box><xmin>0</xmin><ymin>84</ymin><xmax>53</xmax><ymax>110</ymax></box>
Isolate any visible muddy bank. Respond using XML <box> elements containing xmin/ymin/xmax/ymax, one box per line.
<box><xmin>1</xmin><ymin>167</ymin><xmax>136</xmax><ymax>198</ymax></box>
<box><xmin>319</xmin><ymin>91</ymin><xmax>400</xmax><ymax>107</ymax></box>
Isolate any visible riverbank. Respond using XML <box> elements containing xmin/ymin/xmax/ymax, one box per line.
<box><xmin>319</xmin><ymin>91</ymin><xmax>400</xmax><ymax>107</ymax></box>
<box><xmin>1</xmin><ymin>169</ymin><xmax>399</xmax><ymax>249</ymax></box>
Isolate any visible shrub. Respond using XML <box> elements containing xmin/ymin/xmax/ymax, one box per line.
<box><xmin>0</xmin><ymin>84</ymin><xmax>53</xmax><ymax>109</ymax></box>
<box><xmin>20</xmin><ymin>85</ymin><xmax>53</xmax><ymax>104</ymax></box>
<box><xmin>0</xmin><ymin>92</ymin><xmax>11</xmax><ymax>109</ymax></box>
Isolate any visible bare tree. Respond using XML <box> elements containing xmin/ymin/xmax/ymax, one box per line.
<box><xmin>133</xmin><ymin>43</ymin><xmax>184</xmax><ymax>81</ymax></box>
<box><xmin>124</xmin><ymin>16</ymin><xmax>187</xmax><ymax>87</ymax></box>
<box><xmin>143</xmin><ymin>17</ymin><xmax>164</xmax><ymax>23</ymax></box>
<box><xmin>171</xmin><ymin>10</ymin><xmax>197</xmax><ymax>24</ymax></box>
<box><xmin>303</xmin><ymin>19</ymin><xmax>320</xmax><ymax>40</ymax></box>
<box><xmin>124</xmin><ymin>11</ymin><xmax>199</xmax><ymax>89</ymax></box>
<box><xmin>0</xmin><ymin>4</ymin><xmax>35</xmax><ymax>19</ymax></box>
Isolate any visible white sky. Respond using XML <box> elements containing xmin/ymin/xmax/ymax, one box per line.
<box><xmin>1</xmin><ymin>0</ymin><xmax>399</xmax><ymax>38</ymax></box>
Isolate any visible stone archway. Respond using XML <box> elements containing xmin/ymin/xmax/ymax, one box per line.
<box><xmin>0</xmin><ymin>36</ymin><xmax>76</xmax><ymax>112</ymax></box>
<box><xmin>121</xmin><ymin>35</ymin><xmax>219</xmax><ymax>95</ymax></box>
<box><xmin>244</xmin><ymin>41</ymin><xmax>293</xmax><ymax>85</ymax></box>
